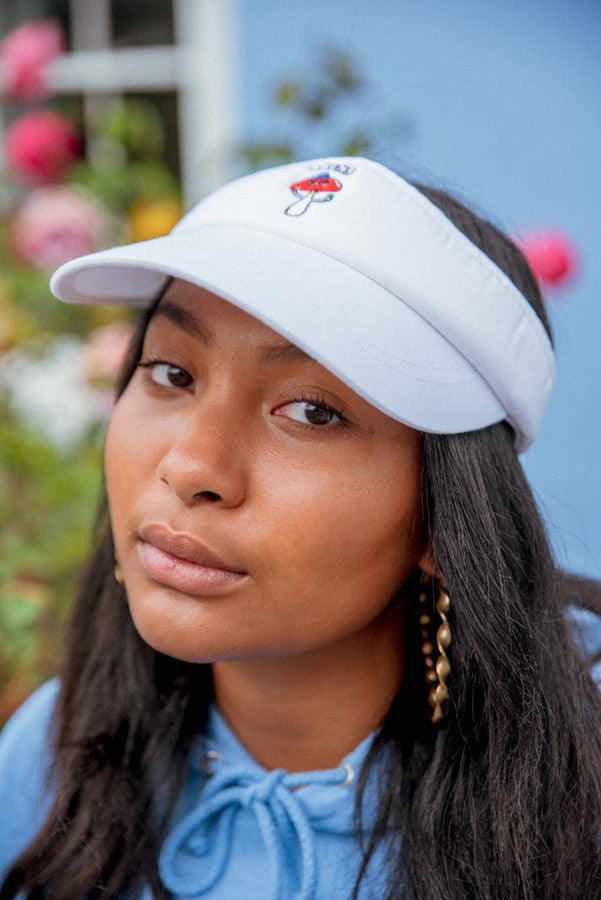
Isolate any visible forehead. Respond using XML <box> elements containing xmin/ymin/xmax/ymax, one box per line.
<box><xmin>148</xmin><ymin>277</ymin><xmax>321</xmax><ymax>369</ymax></box>
<box><xmin>154</xmin><ymin>277</ymin><xmax>292</xmax><ymax>342</ymax></box>
<box><xmin>148</xmin><ymin>278</ymin><xmax>418</xmax><ymax>440</ymax></box>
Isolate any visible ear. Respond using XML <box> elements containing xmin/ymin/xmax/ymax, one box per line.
<box><xmin>417</xmin><ymin>544</ymin><xmax>439</xmax><ymax>579</ymax></box>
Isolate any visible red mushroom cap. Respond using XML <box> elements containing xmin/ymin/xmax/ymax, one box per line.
<box><xmin>290</xmin><ymin>173</ymin><xmax>342</xmax><ymax>193</ymax></box>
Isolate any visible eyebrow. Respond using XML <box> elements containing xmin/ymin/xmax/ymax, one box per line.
<box><xmin>150</xmin><ymin>300</ymin><xmax>314</xmax><ymax>366</ymax></box>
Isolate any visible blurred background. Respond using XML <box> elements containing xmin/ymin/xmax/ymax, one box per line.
<box><xmin>1</xmin><ymin>0</ymin><xmax>599</xmax><ymax>724</ymax></box>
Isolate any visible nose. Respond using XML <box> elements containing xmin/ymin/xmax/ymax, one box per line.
<box><xmin>156</xmin><ymin>391</ymin><xmax>249</xmax><ymax>508</ymax></box>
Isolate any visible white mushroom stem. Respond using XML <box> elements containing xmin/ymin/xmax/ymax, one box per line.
<box><xmin>285</xmin><ymin>190</ymin><xmax>316</xmax><ymax>216</ymax></box>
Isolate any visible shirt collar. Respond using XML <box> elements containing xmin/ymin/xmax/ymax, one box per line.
<box><xmin>158</xmin><ymin>701</ymin><xmax>384</xmax><ymax>898</ymax></box>
<box><xmin>196</xmin><ymin>702</ymin><xmax>382</xmax><ymax>828</ymax></box>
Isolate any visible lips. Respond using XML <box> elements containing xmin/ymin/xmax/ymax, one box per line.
<box><xmin>137</xmin><ymin>522</ymin><xmax>246</xmax><ymax>574</ymax></box>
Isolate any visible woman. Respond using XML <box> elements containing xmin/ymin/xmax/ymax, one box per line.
<box><xmin>1</xmin><ymin>156</ymin><xmax>600</xmax><ymax>899</ymax></box>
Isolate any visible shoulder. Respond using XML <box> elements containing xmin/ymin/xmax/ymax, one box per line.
<box><xmin>564</xmin><ymin>603</ymin><xmax>601</xmax><ymax>686</ymax></box>
<box><xmin>0</xmin><ymin>677</ymin><xmax>60</xmax><ymax>881</ymax></box>
<box><xmin>0</xmin><ymin>677</ymin><xmax>60</xmax><ymax>762</ymax></box>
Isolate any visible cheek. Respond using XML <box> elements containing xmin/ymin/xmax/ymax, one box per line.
<box><xmin>103</xmin><ymin>390</ymin><xmax>157</xmax><ymax>535</ymax></box>
<box><xmin>252</xmin><ymin>447</ymin><xmax>423</xmax><ymax>629</ymax></box>
<box><xmin>105</xmin><ymin>388</ymin><xmax>159</xmax><ymax>466</ymax></box>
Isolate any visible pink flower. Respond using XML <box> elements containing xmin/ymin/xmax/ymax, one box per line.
<box><xmin>0</xmin><ymin>18</ymin><xmax>65</xmax><ymax>101</ymax></box>
<box><xmin>512</xmin><ymin>228</ymin><xmax>580</xmax><ymax>291</ymax></box>
<box><xmin>10</xmin><ymin>185</ymin><xmax>112</xmax><ymax>270</ymax></box>
<box><xmin>4</xmin><ymin>109</ymin><xmax>82</xmax><ymax>184</ymax></box>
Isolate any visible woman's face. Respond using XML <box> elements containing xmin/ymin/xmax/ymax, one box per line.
<box><xmin>104</xmin><ymin>277</ymin><xmax>433</xmax><ymax>663</ymax></box>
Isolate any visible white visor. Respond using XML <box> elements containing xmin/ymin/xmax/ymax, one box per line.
<box><xmin>49</xmin><ymin>156</ymin><xmax>555</xmax><ymax>454</ymax></box>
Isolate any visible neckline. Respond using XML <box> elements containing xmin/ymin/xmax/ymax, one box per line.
<box><xmin>191</xmin><ymin>700</ymin><xmax>383</xmax><ymax>781</ymax></box>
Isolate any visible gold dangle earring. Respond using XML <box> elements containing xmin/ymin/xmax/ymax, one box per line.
<box><xmin>114</xmin><ymin>562</ymin><xmax>124</xmax><ymax>584</ymax></box>
<box><xmin>418</xmin><ymin>570</ymin><xmax>452</xmax><ymax>724</ymax></box>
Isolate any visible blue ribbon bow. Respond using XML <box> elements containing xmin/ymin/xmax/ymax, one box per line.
<box><xmin>158</xmin><ymin>757</ymin><xmax>353</xmax><ymax>899</ymax></box>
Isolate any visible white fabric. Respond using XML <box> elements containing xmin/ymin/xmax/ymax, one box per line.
<box><xmin>49</xmin><ymin>156</ymin><xmax>555</xmax><ymax>453</ymax></box>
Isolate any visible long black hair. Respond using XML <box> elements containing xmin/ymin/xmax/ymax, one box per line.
<box><xmin>2</xmin><ymin>168</ymin><xmax>601</xmax><ymax>899</ymax></box>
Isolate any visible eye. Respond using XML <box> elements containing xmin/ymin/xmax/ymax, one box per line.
<box><xmin>136</xmin><ymin>359</ymin><xmax>349</xmax><ymax>432</ymax></box>
<box><xmin>137</xmin><ymin>357</ymin><xmax>193</xmax><ymax>389</ymax></box>
<box><xmin>275</xmin><ymin>393</ymin><xmax>348</xmax><ymax>431</ymax></box>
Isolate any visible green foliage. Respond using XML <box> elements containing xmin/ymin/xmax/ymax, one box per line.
<box><xmin>70</xmin><ymin>157</ymin><xmax>181</xmax><ymax>216</ymax></box>
<box><xmin>0</xmin><ymin>94</ymin><xmax>172</xmax><ymax>721</ymax></box>
<box><xmin>102</xmin><ymin>97</ymin><xmax>166</xmax><ymax>159</ymax></box>
<box><xmin>238</xmin><ymin>44</ymin><xmax>413</xmax><ymax>170</ymax></box>
<box><xmin>0</xmin><ymin>399</ymin><xmax>104</xmax><ymax>721</ymax></box>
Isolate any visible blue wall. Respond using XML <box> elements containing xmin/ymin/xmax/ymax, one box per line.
<box><xmin>238</xmin><ymin>0</ymin><xmax>601</xmax><ymax>579</ymax></box>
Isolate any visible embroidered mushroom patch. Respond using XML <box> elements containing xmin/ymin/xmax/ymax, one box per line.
<box><xmin>284</xmin><ymin>171</ymin><xmax>342</xmax><ymax>216</ymax></box>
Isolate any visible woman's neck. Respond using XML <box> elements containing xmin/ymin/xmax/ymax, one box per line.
<box><xmin>210</xmin><ymin>599</ymin><xmax>405</xmax><ymax>772</ymax></box>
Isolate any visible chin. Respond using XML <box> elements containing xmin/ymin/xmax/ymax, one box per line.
<box><xmin>129</xmin><ymin>616</ymin><xmax>212</xmax><ymax>663</ymax></box>
<box><xmin>125</xmin><ymin>592</ymin><xmax>239</xmax><ymax>663</ymax></box>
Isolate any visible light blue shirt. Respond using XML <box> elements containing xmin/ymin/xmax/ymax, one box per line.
<box><xmin>1</xmin><ymin>603</ymin><xmax>599</xmax><ymax>899</ymax></box>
